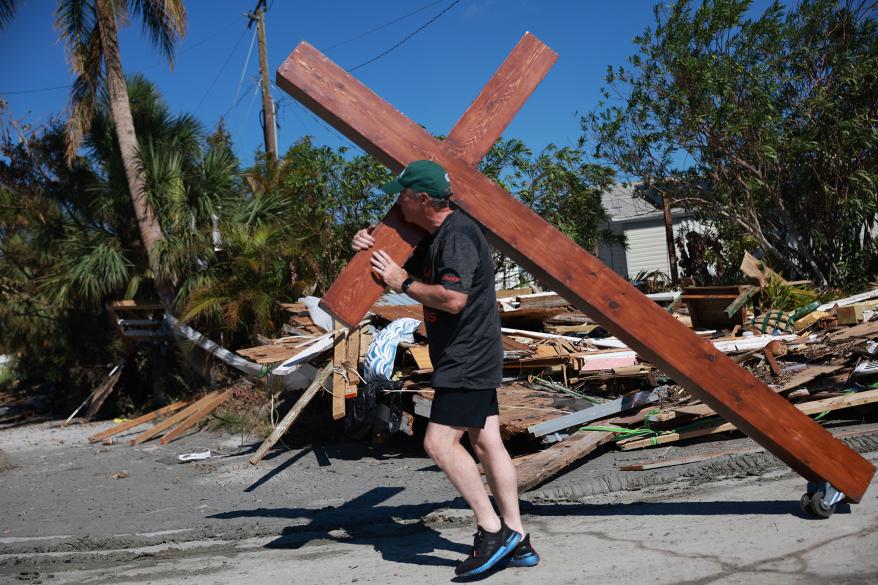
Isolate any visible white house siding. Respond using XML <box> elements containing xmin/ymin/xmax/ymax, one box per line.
<box><xmin>625</xmin><ymin>221</ymin><xmax>671</xmax><ymax>277</ymax></box>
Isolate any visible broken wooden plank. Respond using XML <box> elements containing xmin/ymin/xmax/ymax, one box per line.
<box><xmin>780</xmin><ymin>364</ymin><xmax>846</xmax><ymax>392</ymax></box>
<box><xmin>84</xmin><ymin>363</ymin><xmax>124</xmax><ymax>420</ymax></box>
<box><xmin>160</xmin><ymin>390</ymin><xmax>232</xmax><ymax>444</ymax></box>
<box><xmin>88</xmin><ymin>400</ymin><xmax>189</xmax><ymax>443</ymax></box>
<box><xmin>516</xmin><ymin>430</ymin><xmax>615</xmax><ymax>492</ymax></box>
<box><xmin>278</xmin><ymin>38</ymin><xmax>876</xmax><ymax>502</ymax></box>
<box><xmin>345</xmin><ymin>326</ymin><xmax>362</xmax><ymax>396</ymax></box>
<box><xmin>130</xmin><ymin>392</ymin><xmax>220</xmax><ymax>446</ymax></box>
<box><xmin>619</xmin><ymin>388</ymin><xmax>878</xmax><ymax>450</ymax></box>
<box><xmin>528</xmin><ymin>389</ymin><xmax>659</xmax><ymax>438</ymax></box>
<box><xmin>828</xmin><ymin>319</ymin><xmax>878</xmax><ymax>341</ymax></box>
<box><xmin>331</xmin><ymin>323</ymin><xmax>347</xmax><ymax>420</ymax></box>
<box><xmin>249</xmin><ymin>364</ymin><xmax>333</xmax><ymax>465</ymax></box>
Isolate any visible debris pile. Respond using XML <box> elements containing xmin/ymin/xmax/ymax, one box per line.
<box><xmin>79</xmin><ymin>257</ymin><xmax>878</xmax><ymax>494</ymax></box>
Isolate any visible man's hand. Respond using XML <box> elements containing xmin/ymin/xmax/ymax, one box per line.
<box><xmin>371</xmin><ymin>249</ymin><xmax>408</xmax><ymax>292</ymax></box>
<box><xmin>352</xmin><ymin>226</ymin><xmax>376</xmax><ymax>251</ymax></box>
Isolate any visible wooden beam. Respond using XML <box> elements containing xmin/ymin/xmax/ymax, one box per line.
<box><xmin>276</xmin><ymin>40</ymin><xmax>875</xmax><ymax>501</ymax></box>
<box><xmin>249</xmin><ymin>364</ymin><xmax>333</xmax><ymax>465</ymax></box>
<box><xmin>296</xmin><ymin>33</ymin><xmax>558</xmax><ymax>328</ymax></box>
<box><xmin>331</xmin><ymin>323</ymin><xmax>347</xmax><ymax>420</ymax></box>
<box><xmin>88</xmin><ymin>400</ymin><xmax>189</xmax><ymax>443</ymax></box>
<box><xmin>516</xmin><ymin>430</ymin><xmax>615</xmax><ymax>492</ymax></box>
<box><xmin>160</xmin><ymin>390</ymin><xmax>231</xmax><ymax>444</ymax></box>
<box><xmin>345</xmin><ymin>326</ymin><xmax>362</xmax><ymax>396</ymax></box>
<box><xmin>129</xmin><ymin>392</ymin><xmax>219</xmax><ymax>446</ymax></box>
<box><xmin>619</xmin><ymin>388</ymin><xmax>878</xmax><ymax>450</ymax></box>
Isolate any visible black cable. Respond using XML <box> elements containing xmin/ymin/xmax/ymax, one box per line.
<box><xmin>348</xmin><ymin>0</ymin><xmax>462</xmax><ymax>73</ymax></box>
<box><xmin>1</xmin><ymin>84</ymin><xmax>70</xmax><ymax>96</ymax></box>
<box><xmin>193</xmin><ymin>25</ymin><xmax>251</xmax><ymax>114</ymax></box>
<box><xmin>326</xmin><ymin>0</ymin><xmax>445</xmax><ymax>51</ymax></box>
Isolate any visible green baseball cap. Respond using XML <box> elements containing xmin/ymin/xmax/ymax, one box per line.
<box><xmin>380</xmin><ymin>160</ymin><xmax>453</xmax><ymax>198</ymax></box>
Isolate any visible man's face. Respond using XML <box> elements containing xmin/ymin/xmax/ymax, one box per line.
<box><xmin>397</xmin><ymin>188</ymin><xmax>423</xmax><ymax>223</ymax></box>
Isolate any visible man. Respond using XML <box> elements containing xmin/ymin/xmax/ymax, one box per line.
<box><xmin>351</xmin><ymin>160</ymin><xmax>539</xmax><ymax>576</ymax></box>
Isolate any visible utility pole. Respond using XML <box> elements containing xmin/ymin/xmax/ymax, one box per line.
<box><xmin>249</xmin><ymin>0</ymin><xmax>278</xmax><ymax>160</ymax></box>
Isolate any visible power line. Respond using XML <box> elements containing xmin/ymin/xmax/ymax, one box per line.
<box><xmin>348</xmin><ymin>0</ymin><xmax>462</xmax><ymax>73</ymax></box>
<box><xmin>0</xmin><ymin>84</ymin><xmax>69</xmax><ymax>96</ymax></box>
<box><xmin>325</xmin><ymin>0</ymin><xmax>445</xmax><ymax>51</ymax></box>
<box><xmin>1</xmin><ymin>16</ymin><xmax>243</xmax><ymax>96</ymax></box>
<box><xmin>192</xmin><ymin>25</ymin><xmax>251</xmax><ymax>114</ymax></box>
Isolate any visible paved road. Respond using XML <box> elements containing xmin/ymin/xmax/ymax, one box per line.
<box><xmin>6</xmin><ymin>459</ymin><xmax>878</xmax><ymax>585</ymax></box>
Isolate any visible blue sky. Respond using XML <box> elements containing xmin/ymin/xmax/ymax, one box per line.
<box><xmin>1</xmin><ymin>0</ymin><xmax>771</xmax><ymax>165</ymax></box>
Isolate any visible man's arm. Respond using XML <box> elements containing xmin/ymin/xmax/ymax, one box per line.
<box><xmin>370</xmin><ymin>249</ymin><xmax>468</xmax><ymax>315</ymax></box>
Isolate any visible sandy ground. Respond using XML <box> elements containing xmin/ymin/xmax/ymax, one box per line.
<box><xmin>1</xmin><ymin>417</ymin><xmax>877</xmax><ymax>584</ymax></box>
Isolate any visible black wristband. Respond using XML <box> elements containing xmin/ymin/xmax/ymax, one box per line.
<box><xmin>401</xmin><ymin>277</ymin><xmax>415</xmax><ymax>293</ymax></box>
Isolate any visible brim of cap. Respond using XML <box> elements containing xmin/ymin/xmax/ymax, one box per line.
<box><xmin>380</xmin><ymin>178</ymin><xmax>404</xmax><ymax>195</ymax></box>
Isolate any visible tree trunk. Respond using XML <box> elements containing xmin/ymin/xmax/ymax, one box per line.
<box><xmin>659</xmin><ymin>187</ymin><xmax>679</xmax><ymax>284</ymax></box>
<box><xmin>95</xmin><ymin>0</ymin><xmax>175</xmax><ymax>310</ymax></box>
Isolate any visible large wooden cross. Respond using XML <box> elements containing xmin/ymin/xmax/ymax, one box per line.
<box><xmin>276</xmin><ymin>34</ymin><xmax>874</xmax><ymax>502</ymax></box>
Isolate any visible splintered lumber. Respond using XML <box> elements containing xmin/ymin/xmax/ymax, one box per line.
<box><xmin>130</xmin><ymin>392</ymin><xmax>220</xmax><ymax>446</ymax></box>
<box><xmin>516</xmin><ymin>430</ymin><xmax>615</xmax><ymax>492</ymax></box>
<box><xmin>88</xmin><ymin>400</ymin><xmax>189</xmax><ymax>443</ymax></box>
<box><xmin>528</xmin><ymin>389</ymin><xmax>659</xmax><ymax>438</ymax></box>
<box><xmin>828</xmin><ymin>319</ymin><xmax>878</xmax><ymax>341</ymax></box>
<box><xmin>277</xmin><ymin>37</ymin><xmax>875</xmax><ymax>501</ymax></box>
<box><xmin>345</xmin><ymin>326</ymin><xmax>362</xmax><ymax>396</ymax></box>
<box><xmin>619</xmin><ymin>388</ymin><xmax>878</xmax><ymax>450</ymax></box>
<box><xmin>779</xmin><ymin>364</ymin><xmax>845</xmax><ymax>392</ymax></box>
<box><xmin>160</xmin><ymin>390</ymin><xmax>232</xmax><ymax>444</ymax></box>
<box><xmin>302</xmin><ymin>33</ymin><xmax>557</xmax><ymax>327</ymax></box>
<box><xmin>84</xmin><ymin>363</ymin><xmax>124</xmax><ymax>420</ymax></box>
<box><xmin>249</xmin><ymin>364</ymin><xmax>333</xmax><ymax>465</ymax></box>
<box><xmin>331</xmin><ymin>323</ymin><xmax>347</xmax><ymax>420</ymax></box>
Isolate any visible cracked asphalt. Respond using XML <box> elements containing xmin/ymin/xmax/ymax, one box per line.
<box><xmin>1</xmin><ymin>419</ymin><xmax>877</xmax><ymax>584</ymax></box>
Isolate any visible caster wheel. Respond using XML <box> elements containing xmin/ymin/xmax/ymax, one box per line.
<box><xmin>799</xmin><ymin>493</ymin><xmax>812</xmax><ymax>515</ymax></box>
<box><xmin>808</xmin><ymin>490</ymin><xmax>836</xmax><ymax>519</ymax></box>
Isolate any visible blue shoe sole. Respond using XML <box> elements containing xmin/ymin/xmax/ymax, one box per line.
<box><xmin>458</xmin><ymin>532</ymin><xmax>522</xmax><ymax>577</ymax></box>
<box><xmin>507</xmin><ymin>552</ymin><xmax>540</xmax><ymax>568</ymax></box>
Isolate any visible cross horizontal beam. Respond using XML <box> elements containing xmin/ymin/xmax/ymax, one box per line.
<box><xmin>276</xmin><ymin>39</ymin><xmax>875</xmax><ymax>502</ymax></box>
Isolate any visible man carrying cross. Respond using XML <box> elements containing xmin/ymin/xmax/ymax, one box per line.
<box><xmin>352</xmin><ymin>160</ymin><xmax>539</xmax><ymax>576</ymax></box>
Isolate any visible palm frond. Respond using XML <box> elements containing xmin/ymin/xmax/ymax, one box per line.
<box><xmin>0</xmin><ymin>0</ymin><xmax>18</xmax><ymax>29</ymax></box>
<box><xmin>127</xmin><ymin>0</ymin><xmax>186</xmax><ymax>67</ymax></box>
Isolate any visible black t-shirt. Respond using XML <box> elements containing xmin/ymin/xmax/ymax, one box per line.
<box><xmin>404</xmin><ymin>210</ymin><xmax>503</xmax><ymax>389</ymax></box>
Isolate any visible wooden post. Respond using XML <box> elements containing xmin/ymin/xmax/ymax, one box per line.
<box><xmin>331</xmin><ymin>322</ymin><xmax>347</xmax><ymax>420</ymax></box>
<box><xmin>345</xmin><ymin>326</ymin><xmax>362</xmax><ymax>397</ymax></box>
<box><xmin>249</xmin><ymin>364</ymin><xmax>333</xmax><ymax>465</ymax></box>
<box><xmin>275</xmin><ymin>36</ymin><xmax>875</xmax><ymax>501</ymax></box>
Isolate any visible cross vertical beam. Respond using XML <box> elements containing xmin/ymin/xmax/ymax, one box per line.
<box><xmin>276</xmin><ymin>37</ymin><xmax>875</xmax><ymax>502</ymax></box>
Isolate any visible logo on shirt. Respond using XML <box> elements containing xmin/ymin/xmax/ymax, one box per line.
<box><xmin>441</xmin><ymin>274</ymin><xmax>461</xmax><ymax>283</ymax></box>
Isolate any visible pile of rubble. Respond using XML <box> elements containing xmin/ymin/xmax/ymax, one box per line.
<box><xmin>85</xmin><ymin>257</ymin><xmax>878</xmax><ymax>492</ymax></box>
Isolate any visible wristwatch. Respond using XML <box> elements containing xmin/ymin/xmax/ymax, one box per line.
<box><xmin>401</xmin><ymin>277</ymin><xmax>415</xmax><ymax>293</ymax></box>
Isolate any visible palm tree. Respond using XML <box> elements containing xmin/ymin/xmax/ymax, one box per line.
<box><xmin>3</xmin><ymin>0</ymin><xmax>186</xmax><ymax>310</ymax></box>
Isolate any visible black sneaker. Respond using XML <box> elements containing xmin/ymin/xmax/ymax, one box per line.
<box><xmin>454</xmin><ymin>520</ymin><xmax>522</xmax><ymax>577</ymax></box>
<box><xmin>506</xmin><ymin>533</ymin><xmax>540</xmax><ymax>567</ymax></box>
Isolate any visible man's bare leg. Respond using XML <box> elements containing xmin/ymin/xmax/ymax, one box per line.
<box><xmin>424</xmin><ymin>421</ymin><xmax>501</xmax><ymax>532</ymax></box>
<box><xmin>468</xmin><ymin>415</ymin><xmax>524</xmax><ymax>535</ymax></box>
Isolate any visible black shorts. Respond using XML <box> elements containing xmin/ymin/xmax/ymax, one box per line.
<box><xmin>430</xmin><ymin>387</ymin><xmax>499</xmax><ymax>429</ymax></box>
